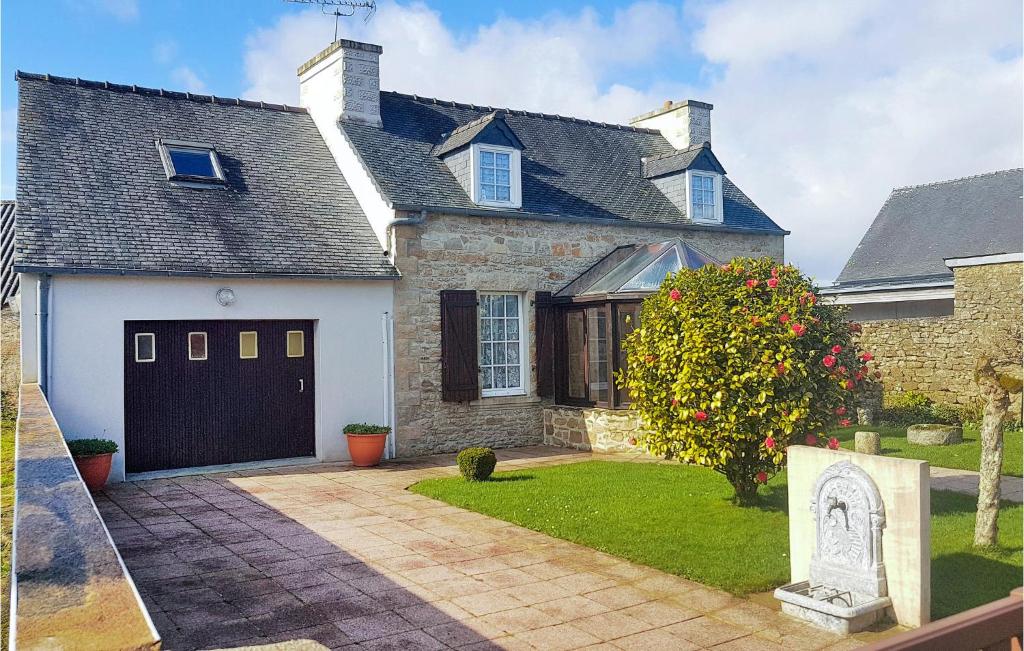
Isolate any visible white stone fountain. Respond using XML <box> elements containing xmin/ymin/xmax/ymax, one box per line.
<box><xmin>775</xmin><ymin>460</ymin><xmax>892</xmax><ymax>633</ymax></box>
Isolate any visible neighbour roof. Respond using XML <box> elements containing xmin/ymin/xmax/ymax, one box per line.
<box><xmin>1</xmin><ymin>201</ymin><xmax>17</xmax><ymax>304</ymax></box>
<box><xmin>835</xmin><ymin>169</ymin><xmax>1023</xmax><ymax>287</ymax></box>
<box><xmin>556</xmin><ymin>239</ymin><xmax>720</xmax><ymax>298</ymax></box>
<box><xmin>342</xmin><ymin>91</ymin><xmax>785</xmax><ymax>234</ymax></box>
<box><xmin>14</xmin><ymin>73</ymin><xmax>398</xmax><ymax>279</ymax></box>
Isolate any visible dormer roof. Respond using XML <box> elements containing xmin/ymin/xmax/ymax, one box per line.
<box><xmin>432</xmin><ymin>111</ymin><xmax>525</xmax><ymax>157</ymax></box>
<box><xmin>642</xmin><ymin>142</ymin><xmax>726</xmax><ymax>179</ymax></box>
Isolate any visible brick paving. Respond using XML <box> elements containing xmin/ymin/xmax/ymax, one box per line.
<box><xmin>929</xmin><ymin>466</ymin><xmax>1023</xmax><ymax>503</ymax></box>
<box><xmin>96</xmin><ymin>447</ymin><xmax>869</xmax><ymax>650</ymax></box>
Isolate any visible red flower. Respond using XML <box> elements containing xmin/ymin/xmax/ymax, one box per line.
<box><xmin>860</xmin><ymin>352</ymin><xmax>874</xmax><ymax>362</ymax></box>
<box><xmin>767</xmin><ymin>278</ymin><xmax>779</xmax><ymax>288</ymax></box>
<box><xmin>746</xmin><ymin>279</ymin><xmax>759</xmax><ymax>289</ymax></box>
<box><xmin>791</xmin><ymin>323</ymin><xmax>807</xmax><ymax>337</ymax></box>
<box><xmin>669</xmin><ymin>288</ymin><xmax>682</xmax><ymax>301</ymax></box>
<box><xmin>835</xmin><ymin>406</ymin><xmax>847</xmax><ymax>416</ymax></box>
<box><xmin>822</xmin><ymin>355</ymin><xmax>837</xmax><ymax>368</ymax></box>
<box><xmin>855</xmin><ymin>372</ymin><xmax>864</xmax><ymax>381</ymax></box>
<box><xmin>805</xmin><ymin>434</ymin><xmax>818</xmax><ymax>446</ymax></box>
<box><xmin>831</xmin><ymin>345</ymin><xmax>842</xmax><ymax>354</ymax></box>
<box><xmin>839</xmin><ymin>418</ymin><xmax>852</xmax><ymax>427</ymax></box>
<box><xmin>779</xmin><ymin>313</ymin><xmax>791</xmax><ymax>324</ymax></box>
<box><xmin>628</xmin><ymin>437</ymin><xmax>637</xmax><ymax>446</ymax></box>
<box><xmin>694</xmin><ymin>410</ymin><xmax>708</xmax><ymax>422</ymax></box>
<box><xmin>765</xmin><ymin>436</ymin><xmax>776</xmax><ymax>449</ymax></box>
<box><xmin>845</xmin><ymin>379</ymin><xmax>855</xmax><ymax>390</ymax></box>
<box><xmin>771</xmin><ymin>267</ymin><xmax>779</xmax><ymax>278</ymax></box>
<box><xmin>808</xmin><ymin>293</ymin><xmax>817</xmax><ymax>305</ymax></box>
<box><xmin>671</xmin><ymin>398</ymin><xmax>679</xmax><ymax>406</ymax></box>
<box><xmin>828</xmin><ymin>437</ymin><xmax>840</xmax><ymax>450</ymax></box>
<box><xmin>776</xmin><ymin>362</ymin><xmax>786</xmax><ymax>375</ymax></box>
<box><xmin>837</xmin><ymin>365</ymin><xmax>848</xmax><ymax>375</ymax></box>
<box><xmin>756</xmin><ymin>471</ymin><xmax>769</xmax><ymax>484</ymax></box>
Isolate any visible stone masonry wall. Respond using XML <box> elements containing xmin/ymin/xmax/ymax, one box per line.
<box><xmin>543</xmin><ymin>406</ymin><xmax>647</xmax><ymax>453</ymax></box>
<box><xmin>857</xmin><ymin>261</ymin><xmax>1022</xmax><ymax>416</ymax></box>
<box><xmin>392</xmin><ymin>213</ymin><xmax>784</xmax><ymax>456</ymax></box>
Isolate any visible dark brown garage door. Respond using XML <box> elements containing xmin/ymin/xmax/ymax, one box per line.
<box><xmin>124</xmin><ymin>320</ymin><xmax>315</xmax><ymax>473</ymax></box>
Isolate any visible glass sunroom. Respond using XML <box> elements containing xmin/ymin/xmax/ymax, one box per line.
<box><xmin>551</xmin><ymin>240</ymin><xmax>720</xmax><ymax>409</ymax></box>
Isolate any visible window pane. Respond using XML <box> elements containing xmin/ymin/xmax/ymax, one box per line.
<box><xmin>287</xmin><ymin>331</ymin><xmax>304</xmax><ymax>357</ymax></box>
<box><xmin>507</xmin><ymin>342</ymin><xmax>520</xmax><ymax>364</ymax></box>
<box><xmin>481</xmin><ymin>167</ymin><xmax>495</xmax><ymax>184</ymax></box>
<box><xmin>507</xmin><ymin>317</ymin><xmax>519</xmax><ymax>339</ymax></box>
<box><xmin>169</xmin><ymin>148</ymin><xmax>216</xmax><ymax>178</ymax></box>
<box><xmin>508</xmin><ymin>365</ymin><xmax>521</xmax><ymax>388</ymax></box>
<box><xmin>496</xmin><ymin>186</ymin><xmax>510</xmax><ymax>201</ymax></box>
<box><xmin>615</xmin><ymin>304</ymin><xmax>641</xmax><ymax>405</ymax></box>
<box><xmin>494</xmin><ymin>366</ymin><xmax>507</xmax><ymax>389</ymax></box>
<box><xmin>481</xmin><ymin>296</ymin><xmax>492</xmax><ymax>317</ymax></box>
<box><xmin>494</xmin><ymin>319</ymin><xmax>505</xmax><ymax>340</ymax></box>
<box><xmin>480</xmin><ymin>150</ymin><xmax>494</xmax><ymax>166</ymax></box>
<box><xmin>494</xmin><ymin>152</ymin><xmax>510</xmax><ymax>169</ymax></box>
<box><xmin>495</xmin><ymin>343</ymin><xmax>506</xmax><ymax>364</ymax></box>
<box><xmin>567</xmin><ymin>312</ymin><xmax>586</xmax><ymax>399</ymax></box>
<box><xmin>496</xmin><ymin>169</ymin><xmax>510</xmax><ymax>185</ymax></box>
<box><xmin>483</xmin><ymin>367</ymin><xmax>494</xmax><ymax>389</ymax></box>
<box><xmin>135</xmin><ymin>333</ymin><xmax>155</xmax><ymax>362</ymax></box>
<box><xmin>481</xmin><ymin>343</ymin><xmax>493</xmax><ymax>365</ymax></box>
<box><xmin>240</xmin><ymin>331</ymin><xmax>258</xmax><ymax>359</ymax></box>
<box><xmin>480</xmin><ymin>319</ymin><xmax>492</xmax><ymax>341</ymax></box>
<box><xmin>588</xmin><ymin>308</ymin><xmax>609</xmax><ymax>403</ymax></box>
<box><xmin>492</xmin><ymin>296</ymin><xmax>505</xmax><ymax>317</ymax></box>
<box><xmin>481</xmin><ymin>184</ymin><xmax>496</xmax><ymax>201</ymax></box>
<box><xmin>188</xmin><ymin>332</ymin><xmax>207</xmax><ymax>361</ymax></box>
<box><xmin>505</xmin><ymin>295</ymin><xmax>518</xmax><ymax>317</ymax></box>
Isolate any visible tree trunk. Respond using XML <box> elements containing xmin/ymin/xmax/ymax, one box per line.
<box><xmin>974</xmin><ymin>356</ymin><xmax>1009</xmax><ymax>548</ymax></box>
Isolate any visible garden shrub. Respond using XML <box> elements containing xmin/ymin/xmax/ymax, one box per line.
<box><xmin>65</xmin><ymin>438</ymin><xmax>118</xmax><ymax>456</ymax></box>
<box><xmin>619</xmin><ymin>256</ymin><xmax>880</xmax><ymax>505</ymax></box>
<box><xmin>881</xmin><ymin>391</ymin><xmax>936</xmax><ymax>425</ymax></box>
<box><xmin>343</xmin><ymin>423</ymin><xmax>391</xmax><ymax>434</ymax></box>
<box><xmin>457</xmin><ymin>447</ymin><xmax>497</xmax><ymax>481</ymax></box>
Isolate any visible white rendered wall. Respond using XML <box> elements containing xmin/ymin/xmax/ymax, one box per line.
<box><xmin>18</xmin><ymin>273</ymin><xmax>39</xmax><ymax>383</ymax></box>
<box><xmin>43</xmin><ymin>274</ymin><xmax>394</xmax><ymax>482</ymax></box>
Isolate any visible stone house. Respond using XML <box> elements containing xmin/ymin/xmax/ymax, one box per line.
<box><xmin>821</xmin><ymin>169</ymin><xmax>1023</xmax><ymax>416</ymax></box>
<box><xmin>299</xmin><ymin>39</ymin><xmax>786</xmax><ymax>455</ymax></box>
<box><xmin>14</xmin><ymin>37</ymin><xmax>786</xmax><ymax>479</ymax></box>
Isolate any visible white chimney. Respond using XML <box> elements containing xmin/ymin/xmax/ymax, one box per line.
<box><xmin>630</xmin><ymin>99</ymin><xmax>712</xmax><ymax>150</ymax></box>
<box><xmin>298</xmin><ymin>39</ymin><xmax>382</xmax><ymax>127</ymax></box>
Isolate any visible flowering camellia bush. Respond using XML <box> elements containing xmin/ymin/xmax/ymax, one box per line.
<box><xmin>618</xmin><ymin>256</ymin><xmax>879</xmax><ymax>506</ymax></box>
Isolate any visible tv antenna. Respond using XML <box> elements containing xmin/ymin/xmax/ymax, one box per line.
<box><xmin>284</xmin><ymin>0</ymin><xmax>376</xmax><ymax>42</ymax></box>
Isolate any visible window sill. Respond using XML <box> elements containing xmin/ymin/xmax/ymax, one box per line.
<box><xmin>471</xmin><ymin>394</ymin><xmax>543</xmax><ymax>408</ymax></box>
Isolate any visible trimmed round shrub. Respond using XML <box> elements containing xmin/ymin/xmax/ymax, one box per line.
<box><xmin>343</xmin><ymin>423</ymin><xmax>391</xmax><ymax>435</ymax></box>
<box><xmin>619</xmin><ymin>256</ymin><xmax>880</xmax><ymax>505</ymax></box>
<box><xmin>66</xmin><ymin>438</ymin><xmax>118</xmax><ymax>457</ymax></box>
<box><xmin>457</xmin><ymin>447</ymin><xmax>497</xmax><ymax>481</ymax></box>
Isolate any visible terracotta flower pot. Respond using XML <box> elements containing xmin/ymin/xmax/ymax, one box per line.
<box><xmin>73</xmin><ymin>453</ymin><xmax>113</xmax><ymax>491</ymax></box>
<box><xmin>346</xmin><ymin>433</ymin><xmax>388</xmax><ymax>467</ymax></box>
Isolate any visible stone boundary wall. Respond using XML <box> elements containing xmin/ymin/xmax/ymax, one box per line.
<box><xmin>543</xmin><ymin>406</ymin><xmax>648</xmax><ymax>453</ymax></box>
<box><xmin>392</xmin><ymin>212</ymin><xmax>783</xmax><ymax>456</ymax></box>
<box><xmin>13</xmin><ymin>384</ymin><xmax>160</xmax><ymax>650</ymax></box>
<box><xmin>856</xmin><ymin>262</ymin><xmax>1022</xmax><ymax>416</ymax></box>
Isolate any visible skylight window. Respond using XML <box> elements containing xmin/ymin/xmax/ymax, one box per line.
<box><xmin>157</xmin><ymin>139</ymin><xmax>225</xmax><ymax>184</ymax></box>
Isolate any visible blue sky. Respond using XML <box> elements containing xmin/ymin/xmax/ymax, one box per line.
<box><xmin>2</xmin><ymin>1</ymin><xmax>1021</xmax><ymax>280</ymax></box>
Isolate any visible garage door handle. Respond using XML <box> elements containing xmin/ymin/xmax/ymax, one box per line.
<box><xmin>299</xmin><ymin>379</ymin><xmax>304</xmax><ymax>393</ymax></box>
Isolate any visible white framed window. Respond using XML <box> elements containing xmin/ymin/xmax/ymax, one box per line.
<box><xmin>471</xmin><ymin>144</ymin><xmax>522</xmax><ymax>209</ymax></box>
<box><xmin>156</xmin><ymin>138</ymin><xmax>226</xmax><ymax>184</ymax></box>
<box><xmin>687</xmin><ymin>171</ymin><xmax>724</xmax><ymax>223</ymax></box>
<box><xmin>286</xmin><ymin>330</ymin><xmax>305</xmax><ymax>358</ymax></box>
<box><xmin>239</xmin><ymin>331</ymin><xmax>258</xmax><ymax>359</ymax></box>
<box><xmin>479</xmin><ymin>293</ymin><xmax>527</xmax><ymax>397</ymax></box>
<box><xmin>135</xmin><ymin>333</ymin><xmax>156</xmax><ymax>363</ymax></box>
<box><xmin>188</xmin><ymin>332</ymin><xmax>208</xmax><ymax>361</ymax></box>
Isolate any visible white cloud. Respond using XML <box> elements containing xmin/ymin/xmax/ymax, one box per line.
<box><xmin>93</xmin><ymin>0</ymin><xmax>138</xmax><ymax>21</ymax></box>
<box><xmin>171</xmin><ymin>67</ymin><xmax>208</xmax><ymax>94</ymax></box>
<box><xmin>241</xmin><ymin>0</ymin><xmax>1023</xmax><ymax>282</ymax></box>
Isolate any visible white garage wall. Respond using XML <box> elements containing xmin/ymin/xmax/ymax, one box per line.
<box><xmin>39</xmin><ymin>274</ymin><xmax>394</xmax><ymax>482</ymax></box>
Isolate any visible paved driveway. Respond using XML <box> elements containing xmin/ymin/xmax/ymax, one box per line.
<box><xmin>97</xmin><ymin>448</ymin><xmax>861</xmax><ymax>651</ymax></box>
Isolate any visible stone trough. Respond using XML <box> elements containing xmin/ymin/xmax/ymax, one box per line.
<box><xmin>907</xmin><ymin>423</ymin><xmax>963</xmax><ymax>446</ymax></box>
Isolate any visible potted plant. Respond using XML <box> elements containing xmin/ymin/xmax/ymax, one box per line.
<box><xmin>343</xmin><ymin>424</ymin><xmax>390</xmax><ymax>467</ymax></box>
<box><xmin>66</xmin><ymin>438</ymin><xmax>118</xmax><ymax>490</ymax></box>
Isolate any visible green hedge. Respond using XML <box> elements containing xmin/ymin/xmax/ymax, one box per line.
<box><xmin>343</xmin><ymin>423</ymin><xmax>391</xmax><ymax>434</ymax></box>
<box><xmin>457</xmin><ymin>447</ymin><xmax>497</xmax><ymax>481</ymax></box>
<box><xmin>880</xmin><ymin>391</ymin><xmax>987</xmax><ymax>427</ymax></box>
<box><xmin>66</xmin><ymin>438</ymin><xmax>118</xmax><ymax>456</ymax></box>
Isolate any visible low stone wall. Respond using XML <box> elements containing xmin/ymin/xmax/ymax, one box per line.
<box><xmin>543</xmin><ymin>405</ymin><xmax>648</xmax><ymax>452</ymax></box>
<box><xmin>13</xmin><ymin>384</ymin><xmax>160</xmax><ymax>650</ymax></box>
<box><xmin>857</xmin><ymin>262</ymin><xmax>1022</xmax><ymax>417</ymax></box>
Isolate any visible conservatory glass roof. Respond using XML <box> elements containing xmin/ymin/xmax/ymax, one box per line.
<box><xmin>556</xmin><ymin>240</ymin><xmax>720</xmax><ymax>298</ymax></box>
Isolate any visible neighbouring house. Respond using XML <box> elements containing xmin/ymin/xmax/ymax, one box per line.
<box><xmin>15</xmin><ymin>38</ymin><xmax>787</xmax><ymax>479</ymax></box>
<box><xmin>821</xmin><ymin>169</ymin><xmax>1023</xmax><ymax>416</ymax></box>
<box><xmin>1</xmin><ymin>200</ymin><xmax>16</xmax><ymax>306</ymax></box>
<box><xmin>297</xmin><ymin>40</ymin><xmax>785</xmax><ymax>455</ymax></box>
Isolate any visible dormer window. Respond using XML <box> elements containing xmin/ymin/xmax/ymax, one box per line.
<box><xmin>472</xmin><ymin>144</ymin><xmax>521</xmax><ymax>208</ymax></box>
<box><xmin>687</xmin><ymin>171</ymin><xmax>723</xmax><ymax>223</ymax></box>
<box><xmin>157</xmin><ymin>139</ymin><xmax>226</xmax><ymax>185</ymax></box>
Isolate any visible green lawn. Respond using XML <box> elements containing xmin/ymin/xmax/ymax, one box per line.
<box><xmin>1</xmin><ymin>417</ymin><xmax>14</xmax><ymax>650</ymax></box>
<box><xmin>830</xmin><ymin>426</ymin><xmax>1023</xmax><ymax>477</ymax></box>
<box><xmin>410</xmin><ymin>461</ymin><xmax>1022</xmax><ymax>620</ymax></box>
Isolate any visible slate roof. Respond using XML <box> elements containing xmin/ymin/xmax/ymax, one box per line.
<box><xmin>643</xmin><ymin>143</ymin><xmax>726</xmax><ymax>179</ymax></box>
<box><xmin>431</xmin><ymin>111</ymin><xmax>524</xmax><ymax>157</ymax></box>
<box><xmin>14</xmin><ymin>73</ymin><xmax>398</xmax><ymax>279</ymax></box>
<box><xmin>834</xmin><ymin>169</ymin><xmax>1024</xmax><ymax>287</ymax></box>
<box><xmin>1</xmin><ymin>201</ymin><xmax>17</xmax><ymax>304</ymax></box>
<box><xmin>342</xmin><ymin>91</ymin><xmax>785</xmax><ymax>234</ymax></box>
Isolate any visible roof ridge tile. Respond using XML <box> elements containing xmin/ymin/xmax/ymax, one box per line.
<box><xmin>891</xmin><ymin>168</ymin><xmax>1024</xmax><ymax>194</ymax></box>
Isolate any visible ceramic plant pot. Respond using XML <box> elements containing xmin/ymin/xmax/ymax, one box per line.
<box><xmin>346</xmin><ymin>433</ymin><xmax>388</xmax><ymax>467</ymax></box>
<box><xmin>73</xmin><ymin>453</ymin><xmax>113</xmax><ymax>490</ymax></box>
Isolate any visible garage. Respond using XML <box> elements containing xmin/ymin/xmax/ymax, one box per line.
<box><xmin>124</xmin><ymin>319</ymin><xmax>315</xmax><ymax>473</ymax></box>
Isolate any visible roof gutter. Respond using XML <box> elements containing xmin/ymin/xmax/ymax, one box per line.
<box><xmin>390</xmin><ymin>203</ymin><xmax>790</xmax><ymax>236</ymax></box>
<box><xmin>12</xmin><ymin>265</ymin><xmax>400</xmax><ymax>281</ymax></box>
<box><xmin>383</xmin><ymin>210</ymin><xmax>427</xmax><ymax>257</ymax></box>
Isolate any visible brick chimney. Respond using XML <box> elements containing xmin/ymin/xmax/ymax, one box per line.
<box><xmin>630</xmin><ymin>100</ymin><xmax>712</xmax><ymax>150</ymax></box>
<box><xmin>298</xmin><ymin>39</ymin><xmax>382</xmax><ymax>127</ymax></box>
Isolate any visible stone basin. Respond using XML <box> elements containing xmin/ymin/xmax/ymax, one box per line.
<box><xmin>775</xmin><ymin>580</ymin><xmax>892</xmax><ymax>634</ymax></box>
<box><xmin>907</xmin><ymin>423</ymin><xmax>963</xmax><ymax>446</ymax></box>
